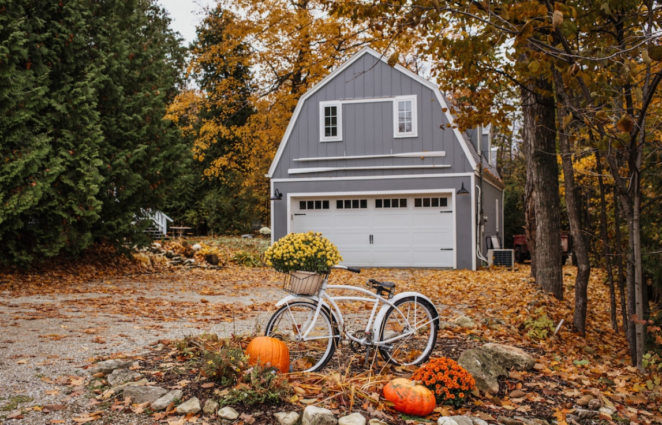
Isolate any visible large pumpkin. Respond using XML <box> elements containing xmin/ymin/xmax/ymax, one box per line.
<box><xmin>245</xmin><ymin>336</ymin><xmax>290</xmax><ymax>373</ymax></box>
<box><xmin>383</xmin><ymin>378</ymin><xmax>436</xmax><ymax>416</ymax></box>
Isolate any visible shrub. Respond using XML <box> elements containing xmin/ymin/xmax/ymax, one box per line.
<box><xmin>232</xmin><ymin>250</ymin><xmax>261</xmax><ymax>267</ymax></box>
<box><xmin>523</xmin><ymin>308</ymin><xmax>555</xmax><ymax>340</ymax></box>
<box><xmin>259</xmin><ymin>227</ymin><xmax>271</xmax><ymax>236</ymax></box>
<box><xmin>221</xmin><ymin>364</ymin><xmax>292</xmax><ymax>406</ymax></box>
<box><xmin>412</xmin><ymin>357</ymin><xmax>476</xmax><ymax>407</ymax></box>
<box><xmin>201</xmin><ymin>347</ymin><xmax>247</xmax><ymax>387</ymax></box>
<box><xmin>264</xmin><ymin>231</ymin><xmax>342</xmax><ymax>274</ymax></box>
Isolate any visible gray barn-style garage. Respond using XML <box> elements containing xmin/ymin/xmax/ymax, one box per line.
<box><xmin>267</xmin><ymin>48</ymin><xmax>504</xmax><ymax>270</ymax></box>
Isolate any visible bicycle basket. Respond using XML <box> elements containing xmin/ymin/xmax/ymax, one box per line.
<box><xmin>283</xmin><ymin>271</ymin><xmax>327</xmax><ymax>296</ymax></box>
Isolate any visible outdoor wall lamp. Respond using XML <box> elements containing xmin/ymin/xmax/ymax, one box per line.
<box><xmin>270</xmin><ymin>189</ymin><xmax>283</xmax><ymax>200</ymax></box>
<box><xmin>457</xmin><ymin>182</ymin><xmax>469</xmax><ymax>196</ymax></box>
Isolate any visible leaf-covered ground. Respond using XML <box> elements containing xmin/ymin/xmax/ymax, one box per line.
<box><xmin>0</xmin><ymin>249</ymin><xmax>660</xmax><ymax>424</ymax></box>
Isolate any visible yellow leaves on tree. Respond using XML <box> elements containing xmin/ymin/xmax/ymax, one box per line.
<box><xmin>166</xmin><ymin>0</ymin><xmax>375</xmax><ymax>218</ymax></box>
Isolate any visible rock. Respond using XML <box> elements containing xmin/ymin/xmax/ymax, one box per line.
<box><xmin>470</xmin><ymin>417</ymin><xmax>489</xmax><ymax>425</ymax></box>
<box><xmin>88</xmin><ymin>359</ymin><xmax>132</xmax><ymax>375</ymax></box>
<box><xmin>112</xmin><ymin>378</ymin><xmax>147</xmax><ymax>393</ymax></box>
<box><xmin>450</xmin><ymin>416</ymin><xmax>474</xmax><ymax>425</ymax></box>
<box><xmin>454</xmin><ymin>316</ymin><xmax>477</xmax><ymax>329</ymax></box>
<box><xmin>438</xmin><ymin>418</ymin><xmax>459</xmax><ymax>425</ymax></box>
<box><xmin>339</xmin><ymin>413</ymin><xmax>366</xmax><ymax>425</ymax></box>
<box><xmin>439</xmin><ymin>321</ymin><xmax>458</xmax><ymax>330</ymax></box>
<box><xmin>205</xmin><ymin>254</ymin><xmax>219</xmax><ymax>265</ymax></box>
<box><xmin>107</xmin><ymin>368</ymin><xmax>141</xmax><ymax>387</ymax></box>
<box><xmin>218</xmin><ymin>406</ymin><xmax>239</xmax><ymax>420</ymax></box>
<box><xmin>481</xmin><ymin>344</ymin><xmax>536</xmax><ymax>371</ymax></box>
<box><xmin>202</xmin><ymin>399</ymin><xmax>218</xmax><ymax>415</ymax></box>
<box><xmin>368</xmin><ymin>420</ymin><xmax>388</xmax><ymax>425</ymax></box>
<box><xmin>151</xmin><ymin>390</ymin><xmax>182</xmax><ymax>411</ymax></box>
<box><xmin>176</xmin><ymin>397</ymin><xmax>201</xmax><ymax>415</ymax></box>
<box><xmin>302</xmin><ymin>405</ymin><xmax>337</xmax><ymax>425</ymax></box>
<box><xmin>458</xmin><ymin>348</ymin><xmax>506</xmax><ymax>394</ymax></box>
<box><xmin>274</xmin><ymin>412</ymin><xmax>300</xmax><ymax>425</ymax></box>
<box><xmin>192</xmin><ymin>244</ymin><xmax>202</xmax><ymax>252</ymax></box>
<box><xmin>124</xmin><ymin>386</ymin><xmax>168</xmax><ymax>405</ymax></box>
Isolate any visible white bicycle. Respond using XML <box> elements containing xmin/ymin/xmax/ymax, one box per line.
<box><xmin>265</xmin><ymin>265</ymin><xmax>440</xmax><ymax>372</ymax></box>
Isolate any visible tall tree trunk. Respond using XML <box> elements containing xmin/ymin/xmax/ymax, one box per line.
<box><xmin>595</xmin><ymin>150</ymin><xmax>617</xmax><ymax>331</ymax></box>
<box><xmin>521</xmin><ymin>79</ymin><xmax>563</xmax><ymax>298</ymax></box>
<box><xmin>523</xmin><ymin>125</ymin><xmax>537</xmax><ymax>278</ymax></box>
<box><xmin>553</xmin><ymin>70</ymin><xmax>590</xmax><ymax>332</ymax></box>
<box><xmin>614</xmin><ymin>190</ymin><xmax>628</xmax><ymax>336</ymax></box>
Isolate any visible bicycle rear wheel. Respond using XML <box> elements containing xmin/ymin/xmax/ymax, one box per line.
<box><xmin>378</xmin><ymin>296</ymin><xmax>439</xmax><ymax>365</ymax></box>
<box><xmin>265</xmin><ymin>301</ymin><xmax>337</xmax><ymax>372</ymax></box>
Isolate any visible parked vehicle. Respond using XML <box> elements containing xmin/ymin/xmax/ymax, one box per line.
<box><xmin>513</xmin><ymin>234</ymin><xmax>573</xmax><ymax>264</ymax></box>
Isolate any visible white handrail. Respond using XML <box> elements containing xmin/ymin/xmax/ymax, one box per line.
<box><xmin>141</xmin><ymin>209</ymin><xmax>173</xmax><ymax>236</ymax></box>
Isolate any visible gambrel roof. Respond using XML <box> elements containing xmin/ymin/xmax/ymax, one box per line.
<box><xmin>267</xmin><ymin>47</ymin><xmax>481</xmax><ymax>179</ymax></box>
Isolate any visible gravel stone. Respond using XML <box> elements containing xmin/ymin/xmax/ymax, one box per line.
<box><xmin>88</xmin><ymin>359</ymin><xmax>133</xmax><ymax>375</ymax></box>
<box><xmin>274</xmin><ymin>412</ymin><xmax>300</xmax><ymax>425</ymax></box>
<box><xmin>151</xmin><ymin>390</ymin><xmax>183</xmax><ymax>411</ymax></box>
<box><xmin>202</xmin><ymin>399</ymin><xmax>219</xmax><ymax>415</ymax></box>
<box><xmin>176</xmin><ymin>397</ymin><xmax>201</xmax><ymax>415</ymax></box>
<box><xmin>438</xmin><ymin>418</ymin><xmax>459</xmax><ymax>425</ymax></box>
<box><xmin>124</xmin><ymin>386</ymin><xmax>168</xmax><ymax>404</ymax></box>
<box><xmin>107</xmin><ymin>368</ymin><xmax>141</xmax><ymax>387</ymax></box>
<box><xmin>302</xmin><ymin>405</ymin><xmax>337</xmax><ymax>425</ymax></box>
<box><xmin>338</xmin><ymin>413</ymin><xmax>366</xmax><ymax>425</ymax></box>
<box><xmin>218</xmin><ymin>406</ymin><xmax>239</xmax><ymax>420</ymax></box>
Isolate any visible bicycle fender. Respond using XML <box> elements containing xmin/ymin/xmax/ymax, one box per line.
<box><xmin>372</xmin><ymin>292</ymin><xmax>440</xmax><ymax>336</ymax></box>
<box><xmin>274</xmin><ymin>296</ymin><xmax>340</xmax><ymax>325</ymax></box>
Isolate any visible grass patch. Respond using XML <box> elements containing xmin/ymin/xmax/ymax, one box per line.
<box><xmin>1</xmin><ymin>395</ymin><xmax>33</xmax><ymax>411</ymax></box>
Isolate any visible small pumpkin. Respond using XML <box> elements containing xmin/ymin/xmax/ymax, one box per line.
<box><xmin>245</xmin><ymin>336</ymin><xmax>290</xmax><ymax>373</ymax></box>
<box><xmin>383</xmin><ymin>378</ymin><xmax>436</xmax><ymax>416</ymax></box>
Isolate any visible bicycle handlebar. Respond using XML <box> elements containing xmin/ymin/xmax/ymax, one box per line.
<box><xmin>331</xmin><ymin>265</ymin><xmax>361</xmax><ymax>274</ymax></box>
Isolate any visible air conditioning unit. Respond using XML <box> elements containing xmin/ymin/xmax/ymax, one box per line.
<box><xmin>488</xmin><ymin>249</ymin><xmax>515</xmax><ymax>269</ymax></box>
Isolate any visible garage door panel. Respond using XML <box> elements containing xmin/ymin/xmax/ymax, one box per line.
<box><xmin>290</xmin><ymin>194</ymin><xmax>455</xmax><ymax>268</ymax></box>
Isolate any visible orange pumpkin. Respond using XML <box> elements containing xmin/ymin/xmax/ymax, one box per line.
<box><xmin>245</xmin><ymin>336</ymin><xmax>290</xmax><ymax>373</ymax></box>
<box><xmin>383</xmin><ymin>378</ymin><xmax>436</xmax><ymax>416</ymax></box>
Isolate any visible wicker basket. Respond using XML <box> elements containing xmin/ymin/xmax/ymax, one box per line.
<box><xmin>283</xmin><ymin>271</ymin><xmax>327</xmax><ymax>296</ymax></box>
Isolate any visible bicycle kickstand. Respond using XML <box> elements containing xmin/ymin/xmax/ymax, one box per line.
<box><xmin>364</xmin><ymin>346</ymin><xmax>371</xmax><ymax>368</ymax></box>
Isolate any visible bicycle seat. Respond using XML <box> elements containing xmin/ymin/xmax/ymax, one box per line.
<box><xmin>367</xmin><ymin>279</ymin><xmax>396</xmax><ymax>290</ymax></box>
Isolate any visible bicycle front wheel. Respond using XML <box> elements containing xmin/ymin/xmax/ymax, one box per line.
<box><xmin>265</xmin><ymin>301</ymin><xmax>337</xmax><ymax>373</ymax></box>
<box><xmin>378</xmin><ymin>296</ymin><xmax>439</xmax><ymax>365</ymax></box>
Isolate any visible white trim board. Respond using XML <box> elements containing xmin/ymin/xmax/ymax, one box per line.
<box><xmin>294</xmin><ymin>151</ymin><xmax>446</xmax><ymax>162</ymax></box>
<box><xmin>286</xmin><ymin>188</ymin><xmax>458</xmax><ymax>269</ymax></box>
<box><xmin>288</xmin><ymin>164</ymin><xmax>451</xmax><ymax>175</ymax></box>
<box><xmin>271</xmin><ymin>172</ymin><xmax>474</xmax><ymax>183</ymax></box>
<box><xmin>267</xmin><ymin>47</ymin><xmax>477</xmax><ymax>178</ymax></box>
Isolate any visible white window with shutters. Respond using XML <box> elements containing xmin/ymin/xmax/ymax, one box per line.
<box><xmin>319</xmin><ymin>101</ymin><xmax>342</xmax><ymax>142</ymax></box>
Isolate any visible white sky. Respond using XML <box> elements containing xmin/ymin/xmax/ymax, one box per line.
<box><xmin>157</xmin><ymin>0</ymin><xmax>215</xmax><ymax>45</ymax></box>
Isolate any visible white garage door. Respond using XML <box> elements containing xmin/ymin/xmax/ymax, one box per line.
<box><xmin>290</xmin><ymin>194</ymin><xmax>454</xmax><ymax>267</ymax></box>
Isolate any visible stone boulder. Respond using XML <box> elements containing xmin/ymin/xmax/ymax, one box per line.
<box><xmin>458</xmin><ymin>349</ymin><xmax>506</xmax><ymax>394</ymax></box>
<box><xmin>481</xmin><ymin>344</ymin><xmax>535</xmax><ymax>371</ymax></box>
<box><xmin>302</xmin><ymin>405</ymin><xmax>337</xmax><ymax>425</ymax></box>
<box><xmin>151</xmin><ymin>390</ymin><xmax>182</xmax><ymax>411</ymax></box>
<box><xmin>124</xmin><ymin>386</ymin><xmax>168</xmax><ymax>404</ymax></box>
<box><xmin>88</xmin><ymin>359</ymin><xmax>132</xmax><ymax>375</ymax></box>
<box><xmin>107</xmin><ymin>369</ymin><xmax>141</xmax><ymax>387</ymax></box>
<box><xmin>339</xmin><ymin>413</ymin><xmax>366</xmax><ymax>425</ymax></box>
<box><xmin>454</xmin><ymin>316</ymin><xmax>477</xmax><ymax>329</ymax></box>
<box><xmin>176</xmin><ymin>397</ymin><xmax>201</xmax><ymax>415</ymax></box>
<box><xmin>274</xmin><ymin>412</ymin><xmax>300</xmax><ymax>425</ymax></box>
<box><xmin>203</xmin><ymin>399</ymin><xmax>219</xmax><ymax>415</ymax></box>
<box><xmin>218</xmin><ymin>407</ymin><xmax>239</xmax><ymax>420</ymax></box>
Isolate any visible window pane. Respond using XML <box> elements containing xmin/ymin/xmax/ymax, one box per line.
<box><xmin>392</xmin><ymin>199</ymin><xmax>399</xmax><ymax>208</ymax></box>
<box><xmin>352</xmin><ymin>199</ymin><xmax>359</xmax><ymax>209</ymax></box>
<box><xmin>325</xmin><ymin>117</ymin><xmax>331</xmax><ymax>126</ymax></box>
<box><xmin>331</xmin><ymin>127</ymin><xmax>337</xmax><ymax>137</ymax></box>
<box><xmin>360</xmin><ymin>199</ymin><xmax>367</xmax><ymax>209</ymax></box>
<box><xmin>400</xmin><ymin>199</ymin><xmax>407</xmax><ymax>207</ymax></box>
<box><xmin>423</xmin><ymin>198</ymin><xmax>431</xmax><ymax>207</ymax></box>
<box><xmin>399</xmin><ymin>102</ymin><xmax>406</xmax><ymax>112</ymax></box>
<box><xmin>329</xmin><ymin>106</ymin><xmax>336</xmax><ymax>116</ymax></box>
<box><xmin>323</xmin><ymin>200</ymin><xmax>329</xmax><ymax>209</ymax></box>
<box><xmin>405</xmin><ymin>101</ymin><xmax>412</xmax><ymax>111</ymax></box>
<box><xmin>315</xmin><ymin>200</ymin><xmax>322</xmax><ymax>209</ymax></box>
<box><xmin>325</xmin><ymin>128</ymin><xmax>331</xmax><ymax>137</ymax></box>
<box><xmin>376</xmin><ymin>199</ymin><xmax>382</xmax><ymax>208</ymax></box>
<box><xmin>345</xmin><ymin>200</ymin><xmax>351</xmax><ymax>209</ymax></box>
<box><xmin>337</xmin><ymin>200</ymin><xmax>343</xmax><ymax>209</ymax></box>
<box><xmin>415</xmin><ymin>198</ymin><xmax>422</xmax><ymax>207</ymax></box>
<box><xmin>405</xmin><ymin>111</ymin><xmax>412</xmax><ymax>120</ymax></box>
<box><xmin>405</xmin><ymin>122</ymin><xmax>412</xmax><ymax>132</ymax></box>
<box><xmin>307</xmin><ymin>201</ymin><xmax>314</xmax><ymax>209</ymax></box>
<box><xmin>399</xmin><ymin>111</ymin><xmax>406</xmax><ymax>120</ymax></box>
<box><xmin>440</xmin><ymin>198</ymin><xmax>448</xmax><ymax>207</ymax></box>
<box><xmin>384</xmin><ymin>199</ymin><xmax>391</xmax><ymax>208</ymax></box>
<box><xmin>431</xmin><ymin>198</ymin><xmax>439</xmax><ymax>207</ymax></box>
<box><xmin>300</xmin><ymin>201</ymin><xmax>306</xmax><ymax>210</ymax></box>
<box><xmin>399</xmin><ymin>123</ymin><xmax>405</xmax><ymax>132</ymax></box>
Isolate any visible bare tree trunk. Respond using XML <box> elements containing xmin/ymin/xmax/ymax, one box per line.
<box><xmin>595</xmin><ymin>150</ymin><xmax>617</xmax><ymax>331</ymax></box>
<box><xmin>614</xmin><ymin>191</ymin><xmax>628</xmax><ymax>337</ymax></box>
<box><xmin>523</xmin><ymin>137</ymin><xmax>537</xmax><ymax>278</ymax></box>
<box><xmin>553</xmin><ymin>70</ymin><xmax>590</xmax><ymax>332</ymax></box>
<box><xmin>521</xmin><ymin>79</ymin><xmax>563</xmax><ymax>299</ymax></box>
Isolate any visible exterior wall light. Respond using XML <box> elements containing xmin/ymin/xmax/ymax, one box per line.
<box><xmin>457</xmin><ymin>182</ymin><xmax>469</xmax><ymax>196</ymax></box>
<box><xmin>270</xmin><ymin>189</ymin><xmax>283</xmax><ymax>200</ymax></box>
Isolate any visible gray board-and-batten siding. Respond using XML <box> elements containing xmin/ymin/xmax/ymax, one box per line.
<box><xmin>270</xmin><ymin>53</ymin><xmax>474</xmax><ymax>180</ymax></box>
<box><xmin>271</xmin><ymin>176</ymin><xmax>474</xmax><ymax>270</ymax></box>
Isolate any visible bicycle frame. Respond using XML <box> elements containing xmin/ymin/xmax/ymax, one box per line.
<box><xmin>280</xmin><ymin>275</ymin><xmax>436</xmax><ymax>348</ymax></box>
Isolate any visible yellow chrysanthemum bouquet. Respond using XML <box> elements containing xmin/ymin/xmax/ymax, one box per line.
<box><xmin>264</xmin><ymin>232</ymin><xmax>343</xmax><ymax>274</ymax></box>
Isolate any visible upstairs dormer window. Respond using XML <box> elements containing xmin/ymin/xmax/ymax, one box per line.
<box><xmin>320</xmin><ymin>101</ymin><xmax>342</xmax><ymax>142</ymax></box>
<box><xmin>394</xmin><ymin>95</ymin><xmax>417</xmax><ymax>138</ymax></box>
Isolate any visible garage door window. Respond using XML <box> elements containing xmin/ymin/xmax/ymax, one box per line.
<box><xmin>336</xmin><ymin>199</ymin><xmax>368</xmax><ymax>209</ymax></box>
<box><xmin>300</xmin><ymin>200</ymin><xmax>330</xmax><ymax>210</ymax></box>
<box><xmin>414</xmin><ymin>197</ymin><xmax>448</xmax><ymax>208</ymax></box>
<box><xmin>375</xmin><ymin>198</ymin><xmax>408</xmax><ymax>208</ymax></box>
